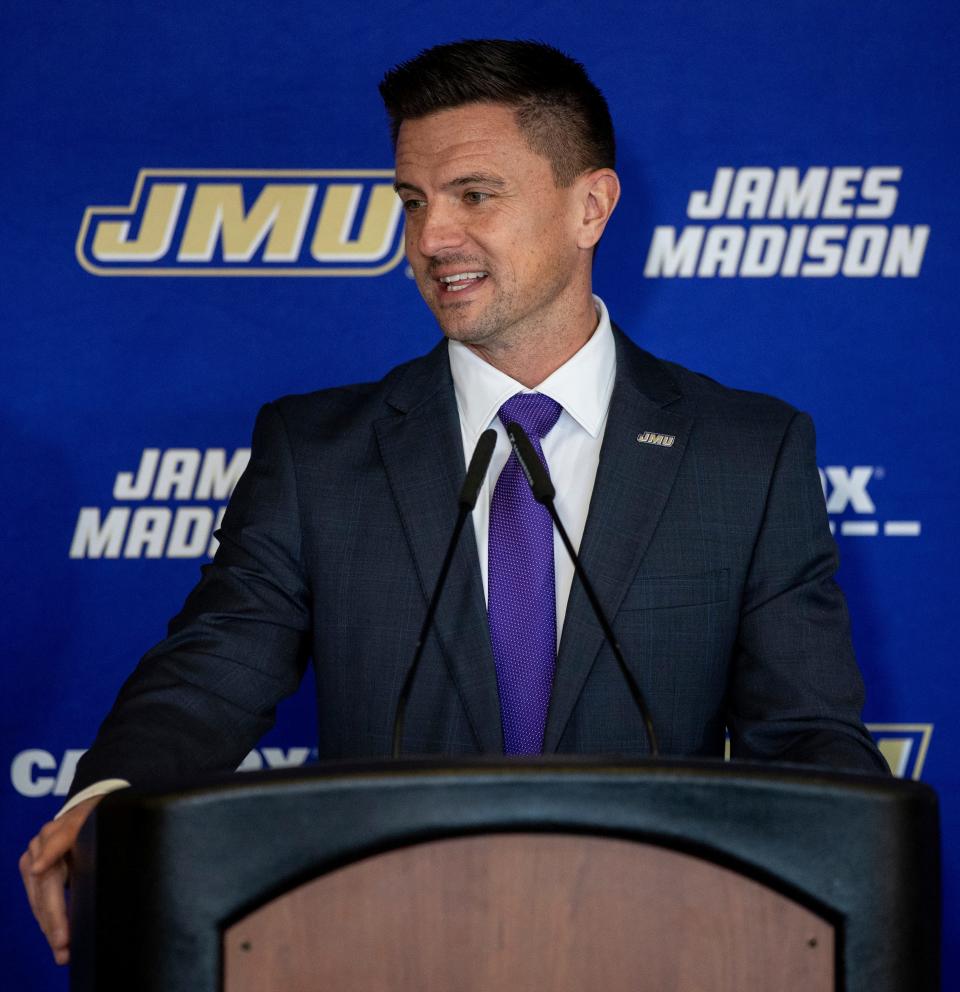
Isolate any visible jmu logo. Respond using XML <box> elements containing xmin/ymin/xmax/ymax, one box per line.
<box><xmin>76</xmin><ymin>169</ymin><xmax>405</xmax><ymax>276</ymax></box>
<box><xmin>866</xmin><ymin>724</ymin><xmax>933</xmax><ymax>779</ymax></box>
<box><xmin>636</xmin><ymin>431</ymin><xmax>676</xmax><ymax>447</ymax></box>
<box><xmin>723</xmin><ymin>723</ymin><xmax>930</xmax><ymax>777</ymax></box>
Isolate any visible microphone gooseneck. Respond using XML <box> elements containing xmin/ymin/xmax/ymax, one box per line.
<box><xmin>505</xmin><ymin>421</ymin><xmax>660</xmax><ymax>757</ymax></box>
<box><xmin>391</xmin><ymin>429</ymin><xmax>497</xmax><ymax>757</ymax></box>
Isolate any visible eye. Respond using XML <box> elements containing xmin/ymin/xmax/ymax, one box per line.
<box><xmin>401</xmin><ymin>198</ymin><xmax>426</xmax><ymax>213</ymax></box>
<box><xmin>464</xmin><ymin>190</ymin><xmax>491</xmax><ymax>204</ymax></box>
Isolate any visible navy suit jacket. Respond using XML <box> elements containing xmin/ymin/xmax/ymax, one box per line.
<box><xmin>71</xmin><ymin>328</ymin><xmax>886</xmax><ymax>794</ymax></box>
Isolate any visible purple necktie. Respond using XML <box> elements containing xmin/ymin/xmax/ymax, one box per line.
<box><xmin>488</xmin><ymin>393</ymin><xmax>563</xmax><ymax>754</ymax></box>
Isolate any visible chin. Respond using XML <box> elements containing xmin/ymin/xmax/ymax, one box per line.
<box><xmin>438</xmin><ymin>322</ymin><xmax>481</xmax><ymax>345</ymax></box>
<box><xmin>432</xmin><ymin>307</ymin><xmax>483</xmax><ymax>343</ymax></box>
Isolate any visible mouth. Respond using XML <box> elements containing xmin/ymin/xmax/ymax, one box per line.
<box><xmin>435</xmin><ymin>270</ymin><xmax>488</xmax><ymax>294</ymax></box>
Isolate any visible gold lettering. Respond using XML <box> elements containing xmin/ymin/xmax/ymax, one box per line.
<box><xmin>178</xmin><ymin>184</ymin><xmax>316</xmax><ymax>262</ymax></box>
<box><xmin>91</xmin><ymin>183</ymin><xmax>185</xmax><ymax>262</ymax></box>
<box><xmin>311</xmin><ymin>183</ymin><xmax>402</xmax><ymax>262</ymax></box>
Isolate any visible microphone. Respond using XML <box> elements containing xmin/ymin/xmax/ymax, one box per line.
<box><xmin>505</xmin><ymin>422</ymin><xmax>660</xmax><ymax>756</ymax></box>
<box><xmin>391</xmin><ymin>429</ymin><xmax>497</xmax><ymax>757</ymax></box>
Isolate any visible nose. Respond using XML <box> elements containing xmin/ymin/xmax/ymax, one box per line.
<box><xmin>412</xmin><ymin>200</ymin><xmax>467</xmax><ymax>258</ymax></box>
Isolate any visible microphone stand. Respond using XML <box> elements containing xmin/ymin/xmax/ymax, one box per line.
<box><xmin>391</xmin><ymin>429</ymin><xmax>497</xmax><ymax>757</ymax></box>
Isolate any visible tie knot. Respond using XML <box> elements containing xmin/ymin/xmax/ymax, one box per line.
<box><xmin>498</xmin><ymin>393</ymin><xmax>562</xmax><ymax>441</ymax></box>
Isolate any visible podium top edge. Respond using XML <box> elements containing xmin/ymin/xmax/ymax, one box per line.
<box><xmin>104</xmin><ymin>755</ymin><xmax>935</xmax><ymax>811</ymax></box>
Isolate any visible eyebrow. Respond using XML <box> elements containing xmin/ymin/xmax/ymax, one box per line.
<box><xmin>446</xmin><ymin>173</ymin><xmax>507</xmax><ymax>190</ymax></box>
<box><xmin>393</xmin><ymin>173</ymin><xmax>508</xmax><ymax>195</ymax></box>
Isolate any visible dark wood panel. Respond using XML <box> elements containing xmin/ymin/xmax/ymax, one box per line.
<box><xmin>223</xmin><ymin>832</ymin><xmax>833</xmax><ymax>991</ymax></box>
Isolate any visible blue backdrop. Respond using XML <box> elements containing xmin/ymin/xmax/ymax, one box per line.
<box><xmin>2</xmin><ymin>1</ymin><xmax>955</xmax><ymax>985</ymax></box>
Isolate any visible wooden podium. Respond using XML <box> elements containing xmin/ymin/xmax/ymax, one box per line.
<box><xmin>69</xmin><ymin>758</ymin><xmax>940</xmax><ymax>991</ymax></box>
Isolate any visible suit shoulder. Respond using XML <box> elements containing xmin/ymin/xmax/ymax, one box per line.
<box><xmin>260</xmin><ymin>349</ymin><xmax>443</xmax><ymax>442</ymax></box>
<box><xmin>659</xmin><ymin>355</ymin><xmax>802</xmax><ymax>430</ymax></box>
<box><xmin>614</xmin><ymin>326</ymin><xmax>802</xmax><ymax>432</ymax></box>
<box><xmin>643</xmin><ymin>352</ymin><xmax>819</xmax><ymax>483</ymax></box>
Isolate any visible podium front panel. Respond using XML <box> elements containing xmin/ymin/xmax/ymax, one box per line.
<box><xmin>69</xmin><ymin>758</ymin><xmax>939</xmax><ymax>992</ymax></box>
<box><xmin>222</xmin><ymin>832</ymin><xmax>835</xmax><ymax>992</ymax></box>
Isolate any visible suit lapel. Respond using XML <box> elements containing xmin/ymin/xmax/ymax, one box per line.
<box><xmin>374</xmin><ymin>342</ymin><xmax>503</xmax><ymax>752</ymax></box>
<box><xmin>543</xmin><ymin>330</ymin><xmax>693</xmax><ymax>752</ymax></box>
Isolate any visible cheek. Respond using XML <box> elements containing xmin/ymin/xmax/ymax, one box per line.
<box><xmin>403</xmin><ymin>223</ymin><xmax>418</xmax><ymax>259</ymax></box>
<box><xmin>524</xmin><ymin>217</ymin><xmax>577</xmax><ymax>274</ymax></box>
<box><xmin>523</xmin><ymin>205</ymin><xmax>578</xmax><ymax>267</ymax></box>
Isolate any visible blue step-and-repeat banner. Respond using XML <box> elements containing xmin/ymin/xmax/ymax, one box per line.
<box><xmin>2</xmin><ymin>1</ymin><xmax>956</xmax><ymax>985</ymax></box>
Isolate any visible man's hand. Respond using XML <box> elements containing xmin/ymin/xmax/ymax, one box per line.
<box><xmin>19</xmin><ymin>796</ymin><xmax>103</xmax><ymax>966</ymax></box>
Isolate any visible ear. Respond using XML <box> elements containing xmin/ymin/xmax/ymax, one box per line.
<box><xmin>576</xmin><ymin>169</ymin><xmax>621</xmax><ymax>250</ymax></box>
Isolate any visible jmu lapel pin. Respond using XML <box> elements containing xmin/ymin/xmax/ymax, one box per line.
<box><xmin>636</xmin><ymin>431</ymin><xmax>676</xmax><ymax>447</ymax></box>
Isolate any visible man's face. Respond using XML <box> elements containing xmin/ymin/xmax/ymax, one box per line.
<box><xmin>394</xmin><ymin>102</ymin><xmax>588</xmax><ymax>354</ymax></box>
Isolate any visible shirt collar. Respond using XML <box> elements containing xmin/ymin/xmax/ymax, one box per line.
<box><xmin>448</xmin><ymin>295</ymin><xmax>617</xmax><ymax>442</ymax></box>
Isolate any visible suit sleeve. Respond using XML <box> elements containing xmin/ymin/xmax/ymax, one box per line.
<box><xmin>727</xmin><ymin>411</ymin><xmax>889</xmax><ymax>774</ymax></box>
<box><xmin>68</xmin><ymin>402</ymin><xmax>312</xmax><ymax>797</ymax></box>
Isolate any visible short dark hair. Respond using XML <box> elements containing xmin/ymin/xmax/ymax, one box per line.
<box><xmin>379</xmin><ymin>39</ymin><xmax>615</xmax><ymax>187</ymax></box>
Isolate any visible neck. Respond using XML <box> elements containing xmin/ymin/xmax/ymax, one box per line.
<box><xmin>466</xmin><ymin>294</ymin><xmax>599</xmax><ymax>388</ymax></box>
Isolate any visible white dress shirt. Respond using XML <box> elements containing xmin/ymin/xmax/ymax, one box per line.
<box><xmin>448</xmin><ymin>295</ymin><xmax>616</xmax><ymax>640</ymax></box>
<box><xmin>60</xmin><ymin>296</ymin><xmax>618</xmax><ymax>816</ymax></box>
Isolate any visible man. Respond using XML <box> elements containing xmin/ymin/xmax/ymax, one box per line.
<box><xmin>21</xmin><ymin>39</ymin><xmax>887</xmax><ymax>965</ymax></box>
